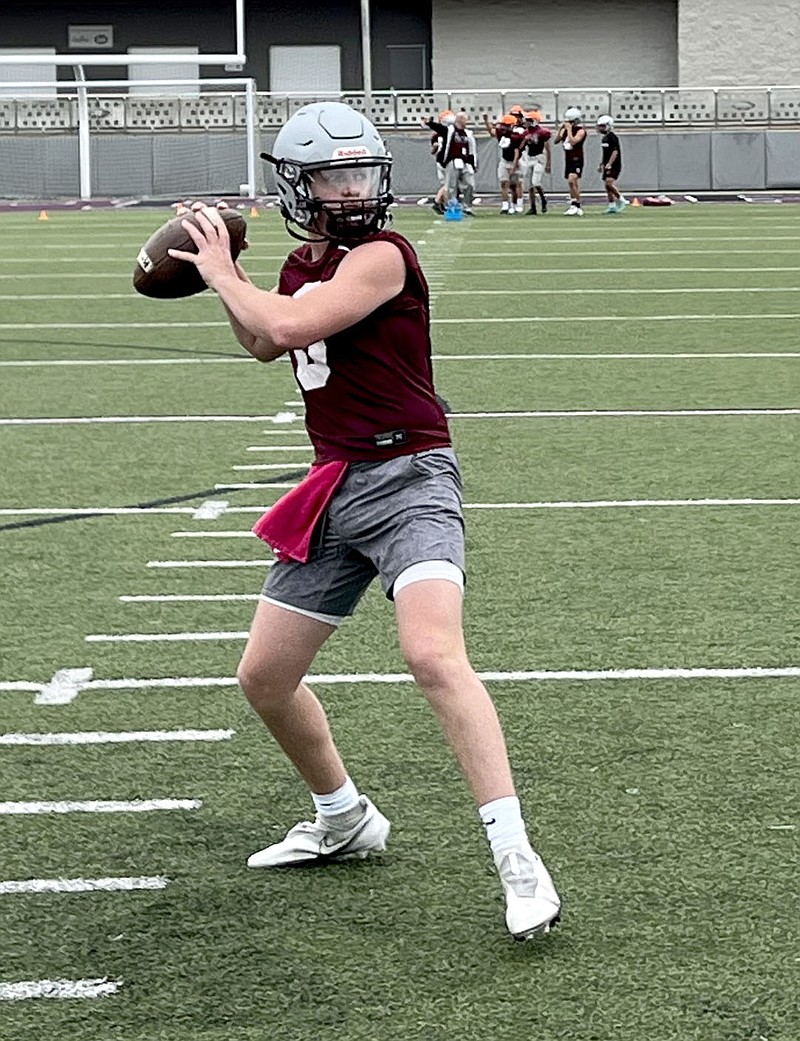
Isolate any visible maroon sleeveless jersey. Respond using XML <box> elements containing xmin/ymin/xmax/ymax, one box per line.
<box><xmin>277</xmin><ymin>230</ymin><xmax>452</xmax><ymax>463</ymax></box>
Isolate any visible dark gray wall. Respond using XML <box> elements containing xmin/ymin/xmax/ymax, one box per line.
<box><xmin>1</xmin><ymin>129</ymin><xmax>796</xmax><ymax>198</ymax></box>
<box><xmin>0</xmin><ymin>0</ymin><xmax>433</xmax><ymax>91</ymax></box>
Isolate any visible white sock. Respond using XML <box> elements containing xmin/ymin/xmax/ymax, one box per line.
<box><xmin>312</xmin><ymin>776</ymin><xmax>360</xmax><ymax>818</ymax></box>
<box><xmin>479</xmin><ymin>795</ymin><xmax>530</xmax><ymax>856</ymax></box>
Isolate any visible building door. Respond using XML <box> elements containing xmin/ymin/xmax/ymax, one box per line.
<box><xmin>387</xmin><ymin>44</ymin><xmax>428</xmax><ymax>90</ymax></box>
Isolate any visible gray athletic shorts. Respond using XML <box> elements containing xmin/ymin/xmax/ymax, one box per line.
<box><xmin>261</xmin><ymin>447</ymin><xmax>465</xmax><ymax>625</ymax></box>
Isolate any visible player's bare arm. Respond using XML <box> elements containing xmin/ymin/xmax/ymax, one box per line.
<box><xmin>170</xmin><ymin>209</ymin><xmax>406</xmax><ymax>361</ymax></box>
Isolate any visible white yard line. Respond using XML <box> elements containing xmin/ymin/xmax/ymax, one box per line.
<box><xmin>86</xmin><ymin>631</ymin><xmax>249</xmax><ymax>643</ymax></box>
<box><xmin>2</xmin><ymin>497</ymin><xmax>799</xmax><ymax>520</ymax></box>
<box><xmin>432</xmin><ymin>287</ymin><xmax>800</xmax><ymax>296</ymax></box>
<box><xmin>2</xmin><ymin>313</ymin><xmax>800</xmax><ymax>331</ymax></box>
<box><xmin>231</xmin><ymin>463</ymin><xmax>308</xmax><ymax>471</ymax></box>
<box><xmin>0</xmin><ymin>357</ymin><xmax>251</xmax><ymax>368</ymax></box>
<box><xmin>3</xmin><ymin>407</ymin><xmax>799</xmax><ymax>427</ymax></box>
<box><xmin>0</xmin><ymin>876</ymin><xmax>168</xmax><ymax>894</ymax></box>
<box><xmin>4</xmin><ymin>286</ymin><xmax>800</xmax><ymax>302</ymax></box>
<box><xmin>2</xmin><ymin>352</ymin><xmax>800</xmax><ymax>369</ymax></box>
<box><xmin>450</xmin><ymin>408</ymin><xmax>800</xmax><ymax>418</ymax></box>
<box><xmin>172</xmin><ymin>530</ymin><xmax>253</xmax><ymax>537</ymax></box>
<box><xmin>215</xmin><ymin>482</ymin><xmax>298</xmax><ymax>489</ymax></box>
<box><xmin>0</xmin><ymin>799</ymin><xmax>201</xmax><ymax>814</ymax></box>
<box><xmin>2</xmin><ymin>667</ymin><xmax>800</xmax><ymax>696</ymax></box>
<box><xmin>0</xmin><ymin>978</ymin><xmax>122</xmax><ymax>1001</ymax></box>
<box><xmin>120</xmin><ymin>594</ymin><xmax>259</xmax><ymax>602</ymax></box>
<box><xmin>0</xmin><ymin>729</ymin><xmax>233</xmax><ymax>745</ymax></box>
<box><xmin>430</xmin><ymin>314</ymin><xmax>800</xmax><ymax>324</ymax></box>
<box><xmin>433</xmin><ymin>352</ymin><xmax>800</xmax><ymax>360</ymax></box>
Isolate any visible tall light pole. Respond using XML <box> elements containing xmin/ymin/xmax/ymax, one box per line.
<box><xmin>360</xmin><ymin>0</ymin><xmax>372</xmax><ymax>108</ymax></box>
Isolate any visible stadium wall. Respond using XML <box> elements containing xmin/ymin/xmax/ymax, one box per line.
<box><xmin>431</xmin><ymin>0</ymin><xmax>679</xmax><ymax>88</ymax></box>
<box><xmin>678</xmin><ymin>0</ymin><xmax>800</xmax><ymax>87</ymax></box>
<box><xmin>2</xmin><ymin>130</ymin><xmax>798</xmax><ymax>199</ymax></box>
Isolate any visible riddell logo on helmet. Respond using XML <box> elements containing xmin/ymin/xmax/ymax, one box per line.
<box><xmin>332</xmin><ymin>147</ymin><xmax>371</xmax><ymax>158</ymax></box>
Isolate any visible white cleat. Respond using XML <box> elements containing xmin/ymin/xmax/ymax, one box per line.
<box><xmin>496</xmin><ymin>846</ymin><xmax>561</xmax><ymax>941</ymax></box>
<box><xmin>247</xmin><ymin>796</ymin><xmax>390</xmax><ymax>868</ymax></box>
<box><xmin>564</xmin><ymin>204</ymin><xmax>578</xmax><ymax>215</ymax></box>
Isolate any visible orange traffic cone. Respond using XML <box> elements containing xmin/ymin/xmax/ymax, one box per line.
<box><xmin>631</xmin><ymin>197</ymin><xmax>641</xmax><ymax>207</ymax></box>
<box><xmin>249</xmin><ymin>205</ymin><xmax>260</xmax><ymax>218</ymax></box>
<box><xmin>38</xmin><ymin>209</ymin><xmax>49</xmax><ymax>221</ymax></box>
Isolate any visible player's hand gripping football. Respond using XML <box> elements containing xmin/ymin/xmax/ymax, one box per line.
<box><xmin>168</xmin><ymin>202</ymin><xmax>241</xmax><ymax>291</ymax></box>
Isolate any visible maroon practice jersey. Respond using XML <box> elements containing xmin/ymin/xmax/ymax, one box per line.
<box><xmin>522</xmin><ymin>126</ymin><xmax>552</xmax><ymax>156</ymax></box>
<box><xmin>277</xmin><ymin>231</ymin><xmax>452</xmax><ymax>464</ymax></box>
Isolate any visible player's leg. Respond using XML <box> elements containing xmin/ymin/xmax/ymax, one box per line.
<box><xmin>242</xmin><ymin>552</ymin><xmax>390</xmax><ymax>867</ymax></box>
<box><xmin>394</xmin><ymin>575</ymin><xmax>561</xmax><ymax>940</ymax></box>
<box><xmin>238</xmin><ymin>599</ymin><xmax>341</xmax><ymax>792</ymax></box>
<box><xmin>498</xmin><ymin>158</ymin><xmax>511</xmax><ymax>211</ymax></box>
<box><xmin>462</xmin><ymin>167</ymin><xmax>475</xmax><ymax>213</ymax></box>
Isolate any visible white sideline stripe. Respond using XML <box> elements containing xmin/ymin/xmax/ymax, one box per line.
<box><xmin>0</xmin><ymin>876</ymin><xmax>168</xmax><ymax>894</ymax></box>
<box><xmin>435</xmin><ymin>249</ymin><xmax>800</xmax><ymax>258</ymax></box>
<box><xmin>0</xmin><ymin>978</ymin><xmax>122</xmax><ymax>1001</ymax></box>
<box><xmin>0</xmin><ymin>729</ymin><xmax>234</xmax><ymax>746</ymax></box>
<box><xmin>3</xmin><ymin>496</ymin><xmax>800</xmax><ymax>521</ymax></box>
<box><xmin>172</xmin><ymin>530</ymin><xmax>253</xmax><ymax>537</ymax></box>
<box><xmin>2</xmin><ymin>312</ymin><xmax>800</xmax><ymax>331</ymax></box>
<box><xmin>2</xmin><ymin>667</ymin><xmax>800</xmax><ymax>696</ymax></box>
<box><xmin>0</xmin><ymin>799</ymin><xmax>201</xmax><ymax>815</ymax></box>
<box><xmin>146</xmin><ymin>559</ymin><xmax>273</xmax><ymax>568</ymax></box>
<box><xmin>121</xmin><ymin>594</ymin><xmax>259</xmax><ymax>602</ymax></box>
<box><xmin>35</xmin><ymin>667</ymin><xmax>93</xmax><ymax>706</ymax></box>
<box><xmin>86</xmin><ymin>631</ymin><xmax>249</xmax><ymax>643</ymax></box>
<box><xmin>244</xmin><ymin>445</ymin><xmax>310</xmax><ymax>451</ymax></box>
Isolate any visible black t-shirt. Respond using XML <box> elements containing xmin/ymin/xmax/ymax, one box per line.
<box><xmin>601</xmin><ymin>131</ymin><xmax>621</xmax><ymax>167</ymax></box>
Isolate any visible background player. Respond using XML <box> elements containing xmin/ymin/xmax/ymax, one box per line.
<box><xmin>597</xmin><ymin>114</ymin><xmax>627</xmax><ymax>213</ymax></box>
<box><xmin>519</xmin><ymin>109</ymin><xmax>552</xmax><ymax>215</ymax></box>
<box><xmin>555</xmin><ymin>106</ymin><xmax>587</xmax><ymax>215</ymax></box>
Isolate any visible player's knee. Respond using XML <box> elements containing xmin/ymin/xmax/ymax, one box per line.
<box><xmin>403</xmin><ymin>638</ymin><xmax>461</xmax><ymax>693</ymax></box>
<box><xmin>237</xmin><ymin>658</ymin><xmax>292</xmax><ymax>708</ymax></box>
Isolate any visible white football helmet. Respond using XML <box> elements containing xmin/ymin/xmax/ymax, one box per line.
<box><xmin>597</xmin><ymin>115</ymin><xmax>614</xmax><ymax>130</ymax></box>
<box><xmin>262</xmin><ymin>102</ymin><xmax>393</xmax><ymax>241</ymax></box>
<box><xmin>564</xmin><ymin>107</ymin><xmax>583</xmax><ymax>122</ymax></box>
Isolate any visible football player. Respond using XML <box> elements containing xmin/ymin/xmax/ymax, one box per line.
<box><xmin>597</xmin><ymin>115</ymin><xmax>628</xmax><ymax>213</ymax></box>
<box><xmin>555</xmin><ymin>106</ymin><xmax>587</xmax><ymax>215</ymax></box>
<box><xmin>169</xmin><ymin>102</ymin><xmax>561</xmax><ymax>943</ymax></box>
<box><xmin>520</xmin><ymin>110</ymin><xmax>552</xmax><ymax>215</ymax></box>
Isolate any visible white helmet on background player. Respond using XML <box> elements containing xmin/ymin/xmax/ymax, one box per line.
<box><xmin>564</xmin><ymin>107</ymin><xmax>582</xmax><ymax>123</ymax></box>
<box><xmin>262</xmin><ymin>102</ymin><xmax>393</xmax><ymax>242</ymax></box>
<box><xmin>597</xmin><ymin>115</ymin><xmax>614</xmax><ymax>131</ymax></box>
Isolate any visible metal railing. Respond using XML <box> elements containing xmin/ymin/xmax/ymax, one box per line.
<box><xmin>1</xmin><ymin>85</ymin><xmax>799</xmax><ymax>133</ymax></box>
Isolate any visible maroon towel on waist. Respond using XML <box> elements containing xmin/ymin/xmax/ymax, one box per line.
<box><xmin>251</xmin><ymin>459</ymin><xmax>349</xmax><ymax>563</ymax></box>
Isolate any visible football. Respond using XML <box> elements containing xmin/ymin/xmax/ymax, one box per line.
<box><xmin>133</xmin><ymin>208</ymin><xmax>248</xmax><ymax>298</ymax></box>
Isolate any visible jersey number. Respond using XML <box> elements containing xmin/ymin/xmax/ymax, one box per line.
<box><xmin>292</xmin><ymin>281</ymin><xmax>331</xmax><ymax>391</ymax></box>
